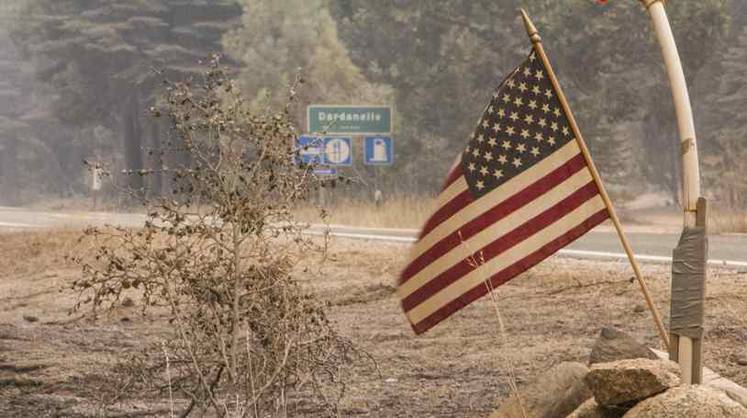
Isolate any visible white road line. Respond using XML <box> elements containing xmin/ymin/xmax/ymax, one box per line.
<box><xmin>0</xmin><ymin>221</ymin><xmax>44</xmax><ymax>228</ymax></box>
<box><xmin>308</xmin><ymin>229</ymin><xmax>747</xmax><ymax>269</ymax></box>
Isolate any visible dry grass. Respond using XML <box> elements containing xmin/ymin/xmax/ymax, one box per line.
<box><xmin>295</xmin><ymin>195</ymin><xmax>435</xmax><ymax>229</ymax></box>
<box><xmin>297</xmin><ymin>196</ymin><xmax>747</xmax><ymax>234</ymax></box>
<box><xmin>0</xmin><ymin>229</ymin><xmax>83</xmax><ymax>277</ymax></box>
<box><xmin>710</xmin><ymin>208</ymin><xmax>747</xmax><ymax>234</ymax></box>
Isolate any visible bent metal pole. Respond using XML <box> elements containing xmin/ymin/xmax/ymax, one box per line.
<box><xmin>638</xmin><ymin>0</ymin><xmax>704</xmax><ymax>384</ymax></box>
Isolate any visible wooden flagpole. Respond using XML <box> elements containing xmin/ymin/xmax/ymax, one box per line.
<box><xmin>637</xmin><ymin>0</ymin><xmax>704</xmax><ymax>384</ymax></box>
<box><xmin>519</xmin><ymin>9</ymin><xmax>670</xmax><ymax>349</ymax></box>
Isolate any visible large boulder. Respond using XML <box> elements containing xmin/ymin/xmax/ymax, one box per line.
<box><xmin>589</xmin><ymin>327</ymin><xmax>658</xmax><ymax>365</ymax></box>
<box><xmin>650</xmin><ymin>348</ymin><xmax>747</xmax><ymax>409</ymax></box>
<box><xmin>567</xmin><ymin>398</ymin><xmax>626</xmax><ymax>418</ymax></box>
<box><xmin>490</xmin><ymin>362</ymin><xmax>592</xmax><ymax>418</ymax></box>
<box><xmin>585</xmin><ymin>358</ymin><xmax>680</xmax><ymax>407</ymax></box>
<box><xmin>623</xmin><ymin>385</ymin><xmax>747</xmax><ymax>418</ymax></box>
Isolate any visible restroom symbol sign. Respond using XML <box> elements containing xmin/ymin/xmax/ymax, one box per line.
<box><xmin>364</xmin><ymin>136</ymin><xmax>393</xmax><ymax>165</ymax></box>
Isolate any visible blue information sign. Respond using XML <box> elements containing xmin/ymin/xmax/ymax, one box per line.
<box><xmin>363</xmin><ymin>136</ymin><xmax>394</xmax><ymax>165</ymax></box>
<box><xmin>296</xmin><ymin>135</ymin><xmax>323</xmax><ymax>165</ymax></box>
<box><xmin>323</xmin><ymin>137</ymin><xmax>353</xmax><ymax>166</ymax></box>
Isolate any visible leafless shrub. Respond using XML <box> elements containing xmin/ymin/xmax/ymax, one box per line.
<box><xmin>70</xmin><ymin>56</ymin><xmax>357</xmax><ymax>417</ymax></box>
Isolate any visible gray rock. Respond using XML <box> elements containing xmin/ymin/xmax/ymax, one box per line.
<box><xmin>651</xmin><ymin>348</ymin><xmax>747</xmax><ymax>408</ymax></box>
<box><xmin>589</xmin><ymin>327</ymin><xmax>658</xmax><ymax>365</ymax></box>
<box><xmin>623</xmin><ymin>385</ymin><xmax>747</xmax><ymax>418</ymax></box>
<box><xmin>585</xmin><ymin>358</ymin><xmax>681</xmax><ymax>407</ymax></box>
<box><xmin>489</xmin><ymin>362</ymin><xmax>592</xmax><ymax>418</ymax></box>
<box><xmin>567</xmin><ymin>398</ymin><xmax>626</xmax><ymax>418</ymax></box>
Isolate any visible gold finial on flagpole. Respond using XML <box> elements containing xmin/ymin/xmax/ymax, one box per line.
<box><xmin>519</xmin><ymin>9</ymin><xmax>541</xmax><ymax>44</ymax></box>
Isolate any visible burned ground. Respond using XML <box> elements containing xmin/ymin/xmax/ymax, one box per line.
<box><xmin>1</xmin><ymin>230</ymin><xmax>746</xmax><ymax>417</ymax></box>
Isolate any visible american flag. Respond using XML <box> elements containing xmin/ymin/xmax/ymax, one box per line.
<box><xmin>399</xmin><ymin>50</ymin><xmax>611</xmax><ymax>334</ymax></box>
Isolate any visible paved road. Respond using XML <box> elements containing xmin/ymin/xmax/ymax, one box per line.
<box><xmin>1</xmin><ymin>206</ymin><xmax>745</xmax><ymax>267</ymax></box>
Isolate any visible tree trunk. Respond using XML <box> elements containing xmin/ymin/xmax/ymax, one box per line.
<box><xmin>0</xmin><ymin>137</ymin><xmax>19</xmax><ymax>205</ymax></box>
<box><xmin>148</xmin><ymin>120</ymin><xmax>162</xmax><ymax>197</ymax></box>
<box><xmin>123</xmin><ymin>92</ymin><xmax>145</xmax><ymax>197</ymax></box>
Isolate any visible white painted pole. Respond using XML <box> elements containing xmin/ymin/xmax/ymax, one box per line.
<box><xmin>638</xmin><ymin>0</ymin><xmax>702</xmax><ymax>384</ymax></box>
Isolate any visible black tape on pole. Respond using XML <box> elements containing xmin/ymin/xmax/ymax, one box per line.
<box><xmin>670</xmin><ymin>226</ymin><xmax>707</xmax><ymax>339</ymax></box>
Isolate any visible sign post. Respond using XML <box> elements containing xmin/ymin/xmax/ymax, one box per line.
<box><xmin>307</xmin><ymin>105</ymin><xmax>394</xmax><ymax>205</ymax></box>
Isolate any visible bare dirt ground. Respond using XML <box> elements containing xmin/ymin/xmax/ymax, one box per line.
<box><xmin>1</xmin><ymin>230</ymin><xmax>747</xmax><ymax>417</ymax></box>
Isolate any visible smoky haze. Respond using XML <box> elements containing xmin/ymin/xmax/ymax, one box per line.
<box><xmin>0</xmin><ymin>0</ymin><xmax>745</xmax><ymax>216</ymax></box>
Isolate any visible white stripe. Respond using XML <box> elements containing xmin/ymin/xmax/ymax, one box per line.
<box><xmin>436</xmin><ymin>177</ymin><xmax>469</xmax><ymax>209</ymax></box>
<box><xmin>406</xmin><ymin>196</ymin><xmax>607</xmax><ymax>324</ymax></box>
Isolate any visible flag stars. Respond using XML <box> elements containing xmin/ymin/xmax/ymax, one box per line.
<box><xmin>488</xmin><ymin>105</ymin><xmax>495</xmax><ymax>114</ymax></box>
<box><xmin>467</xmin><ymin>162</ymin><xmax>476</xmax><ymax>172</ymax></box>
<box><xmin>497</xmin><ymin>108</ymin><xmax>506</xmax><ymax>118</ymax></box>
<box><xmin>520</xmin><ymin>129</ymin><xmax>530</xmax><ymax>139</ymax></box>
<box><xmin>529</xmin><ymin>54</ymin><xmax>536</xmax><ymax>62</ymax></box>
<box><xmin>516</xmin><ymin>143</ymin><xmax>527</xmax><ymax>153</ymax></box>
<box><xmin>562</xmin><ymin>126</ymin><xmax>570</xmax><ymax>136</ymax></box>
<box><xmin>512</xmin><ymin>157</ymin><xmax>523</xmax><ymax>168</ymax></box>
<box><xmin>498</xmin><ymin>154</ymin><xmax>508</xmax><ymax>164</ymax></box>
<box><xmin>524</xmin><ymin>114</ymin><xmax>534</xmax><ymax>124</ymax></box>
<box><xmin>482</xmin><ymin>120</ymin><xmax>490</xmax><ymax>129</ymax></box>
<box><xmin>534</xmin><ymin>132</ymin><xmax>544</xmax><ymax>142</ymax></box>
<box><xmin>513</xmin><ymin>97</ymin><xmax>524</xmax><ymax>107</ymax></box>
<box><xmin>548</xmin><ymin>137</ymin><xmax>556</xmax><ymax>146</ymax></box>
<box><xmin>545</xmin><ymin>89</ymin><xmax>553</xmax><ymax>99</ymax></box>
<box><xmin>472</xmin><ymin>148</ymin><xmax>480</xmax><ymax>157</ymax></box>
<box><xmin>484</xmin><ymin>151</ymin><xmax>493</xmax><ymax>162</ymax></box>
<box><xmin>506</xmin><ymin>126</ymin><xmax>516</xmax><ymax>135</ymax></box>
<box><xmin>510</xmin><ymin>112</ymin><xmax>519</xmax><ymax>122</ymax></box>
<box><xmin>502</xmin><ymin>140</ymin><xmax>512</xmax><ymax>150</ymax></box>
<box><xmin>476</xmin><ymin>180</ymin><xmax>485</xmax><ymax>190</ymax></box>
<box><xmin>503</xmin><ymin>94</ymin><xmax>511</xmax><ymax>103</ymax></box>
<box><xmin>535</xmin><ymin>69</ymin><xmax>544</xmax><ymax>80</ymax></box>
<box><xmin>492</xmin><ymin>123</ymin><xmax>502</xmax><ymax>133</ymax></box>
<box><xmin>551</xmin><ymin>122</ymin><xmax>559</xmax><ymax>132</ymax></box>
<box><xmin>553</xmin><ymin>107</ymin><xmax>562</xmax><ymax>117</ymax></box>
<box><xmin>532</xmin><ymin>85</ymin><xmax>541</xmax><ymax>95</ymax></box>
<box><xmin>493</xmin><ymin>169</ymin><xmax>504</xmax><ymax>179</ymax></box>
<box><xmin>480</xmin><ymin>166</ymin><xmax>489</xmax><ymax>176</ymax></box>
<box><xmin>523</xmin><ymin>67</ymin><xmax>532</xmax><ymax>77</ymax></box>
<box><xmin>542</xmin><ymin>104</ymin><xmax>550</xmax><ymax>113</ymax></box>
<box><xmin>528</xmin><ymin>100</ymin><xmax>538</xmax><ymax>110</ymax></box>
<box><xmin>507</xmin><ymin>79</ymin><xmax>516</xmax><ymax>89</ymax></box>
<box><xmin>519</xmin><ymin>82</ymin><xmax>528</xmax><ymax>93</ymax></box>
<box><xmin>531</xmin><ymin>147</ymin><xmax>540</xmax><ymax>157</ymax></box>
<box><xmin>477</xmin><ymin>134</ymin><xmax>485</xmax><ymax>143</ymax></box>
<box><xmin>488</xmin><ymin>137</ymin><xmax>497</xmax><ymax>146</ymax></box>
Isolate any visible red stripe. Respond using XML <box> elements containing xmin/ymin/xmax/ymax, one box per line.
<box><xmin>442</xmin><ymin>162</ymin><xmax>463</xmax><ymax>190</ymax></box>
<box><xmin>402</xmin><ymin>180</ymin><xmax>601</xmax><ymax>312</ymax></box>
<box><xmin>417</xmin><ymin>187</ymin><xmax>474</xmax><ymax>240</ymax></box>
<box><xmin>401</xmin><ymin>153</ymin><xmax>587</xmax><ymax>283</ymax></box>
<box><xmin>411</xmin><ymin>208</ymin><xmax>610</xmax><ymax>334</ymax></box>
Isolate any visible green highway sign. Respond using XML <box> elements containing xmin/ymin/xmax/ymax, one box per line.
<box><xmin>307</xmin><ymin>105</ymin><xmax>391</xmax><ymax>135</ymax></box>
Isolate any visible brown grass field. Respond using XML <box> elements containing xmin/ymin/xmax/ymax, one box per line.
<box><xmin>1</xmin><ymin>230</ymin><xmax>747</xmax><ymax>416</ymax></box>
<box><xmin>295</xmin><ymin>196</ymin><xmax>747</xmax><ymax>234</ymax></box>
